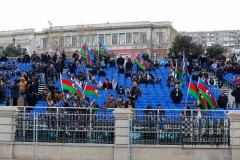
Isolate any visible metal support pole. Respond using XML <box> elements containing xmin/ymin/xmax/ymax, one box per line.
<box><xmin>89</xmin><ymin>109</ymin><xmax>92</xmax><ymax>138</ymax></box>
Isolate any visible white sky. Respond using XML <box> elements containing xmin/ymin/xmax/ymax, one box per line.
<box><xmin>0</xmin><ymin>0</ymin><xmax>240</xmax><ymax>32</ymax></box>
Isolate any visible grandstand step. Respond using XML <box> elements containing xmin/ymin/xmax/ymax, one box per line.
<box><xmin>38</xmin><ymin>83</ymin><xmax>46</xmax><ymax>95</ymax></box>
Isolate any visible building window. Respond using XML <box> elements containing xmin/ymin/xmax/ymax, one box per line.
<box><xmin>207</xmin><ymin>33</ymin><xmax>209</xmax><ymax>36</ymax></box>
<box><xmin>126</xmin><ymin>33</ymin><xmax>132</xmax><ymax>44</ymax></box>
<box><xmin>42</xmin><ymin>38</ymin><xmax>48</xmax><ymax>49</ymax></box>
<box><xmin>99</xmin><ymin>34</ymin><xmax>104</xmax><ymax>43</ymax></box>
<box><xmin>59</xmin><ymin>37</ymin><xmax>64</xmax><ymax>47</ymax></box>
<box><xmin>156</xmin><ymin>32</ymin><xmax>162</xmax><ymax>44</ymax></box>
<box><xmin>140</xmin><ymin>32</ymin><xmax>147</xmax><ymax>43</ymax></box>
<box><xmin>112</xmin><ymin>33</ymin><xmax>118</xmax><ymax>44</ymax></box>
<box><xmin>72</xmin><ymin>36</ymin><xmax>77</xmax><ymax>46</ymax></box>
<box><xmin>224</xmin><ymin>37</ymin><xmax>229</xmax><ymax>41</ymax></box>
<box><xmin>216</xmin><ymin>33</ymin><xmax>218</xmax><ymax>36</ymax></box>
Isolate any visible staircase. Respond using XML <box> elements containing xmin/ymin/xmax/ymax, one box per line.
<box><xmin>211</xmin><ymin>73</ymin><xmax>235</xmax><ymax>107</ymax></box>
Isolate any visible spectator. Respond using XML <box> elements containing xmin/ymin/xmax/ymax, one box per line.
<box><xmin>146</xmin><ymin>70</ymin><xmax>154</xmax><ymax>86</ymax></box>
<box><xmin>231</xmin><ymin>54</ymin><xmax>237</xmax><ymax>63</ymax></box>
<box><xmin>54</xmin><ymin>59</ymin><xmax>62</xmax><ymax>80</ymax></box>
<box><xmin>6</xmin><ymin>63</ymin><xmax>12</xmax><ymax>70</ymax></box>
<box><xmin>46</xmin><ymin>90</ymin><xmax>59</xmax><ymax>102</ymax></box>
<box><xmin>90</xmin><ymin>76</ymin><xmax>98</xmax><ymax>86</ymax></box>
<box><xmin>0</xmin><ymin>80</ymin><xmax>6</xmax><ymax>103</ymax></box>
<box><xmin>106</xmin><ymin>95</ymin><xmax>116</xmax><ymax>108</ymax></box>
<box><xmin>69</xmin><ymin>95</ymin><xmax>80</xmax><ymax>106</ymax></box>
<box><xmin>170</xmin><ymin>84</ymin><xmax>183</xmax><ymax>104</ymax></box>
<box><xmin>170</xmin><ymin>53</ymin><xmax>176</xmax><ymax>61</ymax></box>
<box><xmin>142</xmin><ymin>53</ymin><xmax>149</xmax><ymax>61</ymax></box>
<box><xmin>130</xmin><ymin>81</ymin><xmax>141</xmax><ymax>101</ymax></box>
<box><xmin>208</xmin><ymin>75</ymin><xmax>216</xmax><ymax>86</ymax></box>
<box><xmin>118</xmin><ymin>65</ymin><xmax>125</xmax><ymax>74</ymax></box>
<box><xmin>217</xmin><ymin>90</ymin><xmax>228</xmax><ymax>110</ymax></box>
<box><xmin>125</xmin><ymin>70</ymin><xmax>131</xmax><ymax>79</ymax></box>
<box><xmin>216</xmin><ymin>66</ymin><xmax>225</xmax><ymax>88</ymax></box>
<box><xmin>72</xmin><ymin>51</ymin><xmax>79</xmax><ymax>62</ymax></box>
<box><xmin>125</xmin><ymin>87</ymin><xmax>130</xmax><ymax>96</ymax></box>
<box><xmin>109</xmin><ymin>58</ymin><xmax>115</xmax><ymax>70</ymax></box>
<box><xmin>220</xmin><ymin>53</ymin><xmax>226</xmax><ymax>62</ymax></box>
<box><xmin>167</xmin><ymin>76</ymin><xmax>175</xmax><ymax>87</ymax></box>
<box><xmin>177</xmin><ymin>52</ymin><xmax>183</xmax><ymax>62</ymax></box>
<box><xmin>117</xmin><ymin>85</ymin><xmax>125</xmax><ymax>95</ymax></box>
<box><xmin>98</xmin><ymin>68</ymin><xmax>106</xmax><ymax>77</ymax></box>
<box><xmin>155</xmin><ymin>104</ymin><xmax>165</xmax><ymax>117</ymax></box>
<box><xmin>188</xmin><ymin>53</ymin><xmax>193</xmax><ymax>66</ymax></box>
<box><xmin>10</xmin><ymin>80</ymin><xmax>20</xmax><ymax>106</ymax></box>
<box><xmin>0</xmin><ymin>54</ymin><xmax>8</xmax><ymax>62</ymax></box>
<box><xmin>47</xmin><ymin>64</ymin><xmax>56</xmax><ymax>84</ymax></box>
<box><xmin>19</xmin><ymin>77</ymin><xmax>27</xmax><ymax>95</ymax></box>
<box><xmin>100</xmin><ymin>58</ymin><xmax>106</xmax><ymax>68</ymax></box>
<box><xmin>144</xmin><ymin>105</ymin><xmax>154</xmax><ymax>128</ymax></box>
<box><xmin>46</xmin><ymin>82</ymin><xmax>55</xmax><ymax>92</ymax></box>
<box><xmin>192</xmin><ymin>71</ymin><xmax>199</xmax><ymax>81</ymax></box>
<box><xmin>112</xmin><ymin>79</ymin><xmax>118</xmax><ymax>90</ymax></box>
<box><xmin>68</xmin><ymin>59</ymin><xmax>76</xmax><ymax>74</ymax></box>
<box><xmin>125</xmin><ymin>58</ymin><xmax>133</xmax><ymax>71</ymax></box>
<box><xmin>22</xmin><ymin>52</ymin><xmax>31</xmax><ymax>65</ymax></box>
<box><xmin>38</xmin><ymin>89</ymin><xmax>48</xmax><ymax>101</ymax></box>
<box><xmin>103</xmin><ymin>78</ymin><xmax>112</xmax><ymax>90</ymax></box>
<box><xmin>116</xmin><ymin>96</ymin><xmax>124</xmax><ymax>108</ymax></box>
<box><xmin>194</xmin><ymin>63</ymin><xmax>201</xmax><ymax>72</ymax></box>
<box><xmin>47</xmin><ymin>100</ymin><xmax>58</xmax><ymax>113</ymax></box>
<box><xmin>117</xmin><ymin>55</ymin><xmax>124</xmax><ymax>66</ymax></box>
<box><xmin>125</xmin><ymin>96</ymin><xmax>135</xmax><ymax>108</ymax></box>
<box><xmin>231</xmin><ymin>84</ymin><xmax>240</xmax><ymax>108</ymax></box>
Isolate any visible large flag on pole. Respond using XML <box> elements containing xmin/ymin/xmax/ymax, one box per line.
<box><xmin>134</xmin><ymin>53</ymin><xmax>149</xmax><ymax>71</ymax></box>
<box><xmin>175</xmin><ymin>63</ymin><xmax>183</xmax><ymax>87</ymax></box>
<box><xmin>83</xmin><ymin>83</ymin><xmax>100</xmax><ymax>98</ymax></box>
<box><xmin>99</xmin><ymin>40</ymin><xmax>110</xmax><ymax>57</ymax></box>
<box><xmin>60</xmin><ymin>74</ymin><xmax>84</xmax><ymax>99</ymax></box>
<box><xmin>187</xmin><ymin>79</ymin><xmax>208</xmax><ymax>109</ymax></box>
<box><xmin>80</xmin><ymin>42</ymin><xmax>94</xmax><ymax>63</ymax></box>
<box><xmin>197</xmin><ymin>78</ymin><xmax>217</xmax><ymax>109</ymax></box>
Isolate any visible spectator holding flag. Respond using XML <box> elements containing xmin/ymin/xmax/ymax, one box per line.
<box><xmin>170</xmin><ymin>84</ymin><xmax>183</xmax><ymax>104</ymax></box>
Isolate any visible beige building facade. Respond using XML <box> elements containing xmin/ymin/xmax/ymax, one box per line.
<box><xmin>0</xmin><ymin>21</ymin><xmax>179</xmax><ymax>58</ymax></box>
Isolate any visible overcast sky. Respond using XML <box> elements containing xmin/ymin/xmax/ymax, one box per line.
<box><xmin>1</xmin><ymin>0</ymin><xmax>240</xmax><ymax>32</ymax></box>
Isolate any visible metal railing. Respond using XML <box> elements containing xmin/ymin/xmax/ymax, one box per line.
<box><xmin>14</xmin><ymin>109</ymin><xmax>115</xmax><ymax>144</ymax></box>
<box><xmin>129</xmin><ymin>109</ymin><xmax>230</xmax><ymax>148</ymax></box>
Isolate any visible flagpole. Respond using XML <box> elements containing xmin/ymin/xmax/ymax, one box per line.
<box><xmin>185</xmin><ymin>78</ymin><xmax>191</xmax><ymax>108</ymax></box>
<box><xmin>60</xmin><ymin>74</ymin><xmax>63</xmax><ymax>93</ymax></box>
<box><xmin>83</xmin><ymin>82</ymin><xmax>87</xmax><ymax>94</ymax></box>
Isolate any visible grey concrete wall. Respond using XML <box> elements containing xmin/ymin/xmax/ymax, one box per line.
<box><xmin>0</xmin><ymin>143</ymin><xmax>231</xmax><ymax>160</ymax></box>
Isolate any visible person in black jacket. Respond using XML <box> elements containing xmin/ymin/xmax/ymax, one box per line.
<box><xmin>125</xmin><ymin>70</ymin><xmax>131</xmax><ymax>79</ymax></box>
<box><xmin>170</xmin><ymin>84</ymin><xmax>183</xmax><ymax>104</ymax></box>
<box><xmin>125</xmin><ymin>58</ymin><xmax>133</xmax><ymax>71</ymax></box>
<box><xmin>231</xmin><ymin>84</ymin><xmax>240</xmax><ymax>108</ymax></box>
<box><xmin>109</xmin><ymin>58</ymin><xmax>115</xmax><ymax>69</ymax></box>
<box><xmin>117</xmin><ymin>85</ymin><xmax>125</xmax><ymax>95</ymax></box>
<box><xmin>216</xmin><ymin>66</ymin><xmax>225</xmax><ymax>88</ymax></box>
<box><xmin>142</xmin><ymin>53</ymin><xmax>149</xmax><ymax>61</ymax></box>
<box><xmin>10</xmin><ymin>80</ymin><xmax>20</xmax><ymax>106</ymax></box>
<box><xmin>0</xmin><ymin>54</ymin><xmax>8</xmax><ymax>62</ymax></box>
<box><xmin>61</xmin><ymin>50</ymin><xmax>66</xmax><ymax>66</ymax></box>
<box><xmin>188</xmin><ymin>53</ymin><xmax>193</xmax><ymax>66</ymax></box>
<box><xmin>217</xmin><ymin>90</ymin><xmax>228</xmax><ymax>110</ymax></box>
<box><xmin>117</xmin><ymin>56</ymin><xmax>124</xmax><ymax>66</ymax></box>
<box><xmin>22</xmin><ymin>52</ymin><xmax>31</xmax><ymax>66</ymax></box>
<box><xmin>98</xmin><ymin>68</ymin><xmax>106</xmax><ymax>77</ymax></box>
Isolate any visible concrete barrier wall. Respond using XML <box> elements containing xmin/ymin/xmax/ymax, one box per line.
<box><xmin>0</xmin><ymin>142</ymin><xmax>231</xmax><ymax>160</ymax></box>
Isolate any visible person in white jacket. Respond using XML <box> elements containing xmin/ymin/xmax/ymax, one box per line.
<box><xmin>208</xmin><ymin>75</ymin><xmax>216</xmax><ymax>86</ymax></box>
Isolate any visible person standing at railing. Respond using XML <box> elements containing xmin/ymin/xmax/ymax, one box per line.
<box><xmin>231</xmin><ymin>83</ymin><xmax>240</xmax><ymax>108</ymax></box>
<box><xmin>144</xmin><ymin>105</ymin><xmax>154</xmax><ymax>129</ymax></box>
<box><xmin>155</xmin><ymin>104</ymin><xmax>165</xmax><ymax>129</ymax></box>
<box><xmin>10</xmin><ymin>79</ymin><xmax>19</xmax><ymax>106</ymax></box>
<box><xmin>170</xmin><ymin>84</ymin><xmax>183</xmax><ymax>104</ymax></box>
<box><xmin>0</xmin><ymin>80</ymin><xmax>6</xmax><ymax>104</ymax></box>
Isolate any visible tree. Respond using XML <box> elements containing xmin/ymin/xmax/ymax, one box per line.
<box><xmin>206</xmin><ymin>44</ymin><xmax>224</xmax><ymax>59</ymax></box>
<box><xmin>168</xmin><ymin>35</ymin><xmax>204</xmax><ymax>59</ymax></box>
<box><xmin>47</xmin><ymin>31</ymin><xmax>71</xmax><ymax>52</ymax></box>
<box><xmin>2</xmin><ymin>45</ymin><xmax>26</xmax><ymax>57</ymax></box>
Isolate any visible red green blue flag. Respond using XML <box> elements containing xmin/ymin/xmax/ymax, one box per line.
<box><xmin>134</xmin><ymin>53</ymin><xmax>149</xmax><ymax>71</ymax></box>
<box><xmin>197</xmin><ymin>78</ymin><xmax>217</xmax><ymax>109</ymax></box>
<box><xmin>99</xmin><ymin>40</ymin><xmax>110</xmax><ymax>57</ymax></box>
<box><xmin>60</xmin><ymin>74</ymin><xmax>84</xmax><ymax>99</ymax></box>
<box><xmin>83</xmin><ymin>83</ymin><xmax>100</xmax><ymax>98</ymax></box>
